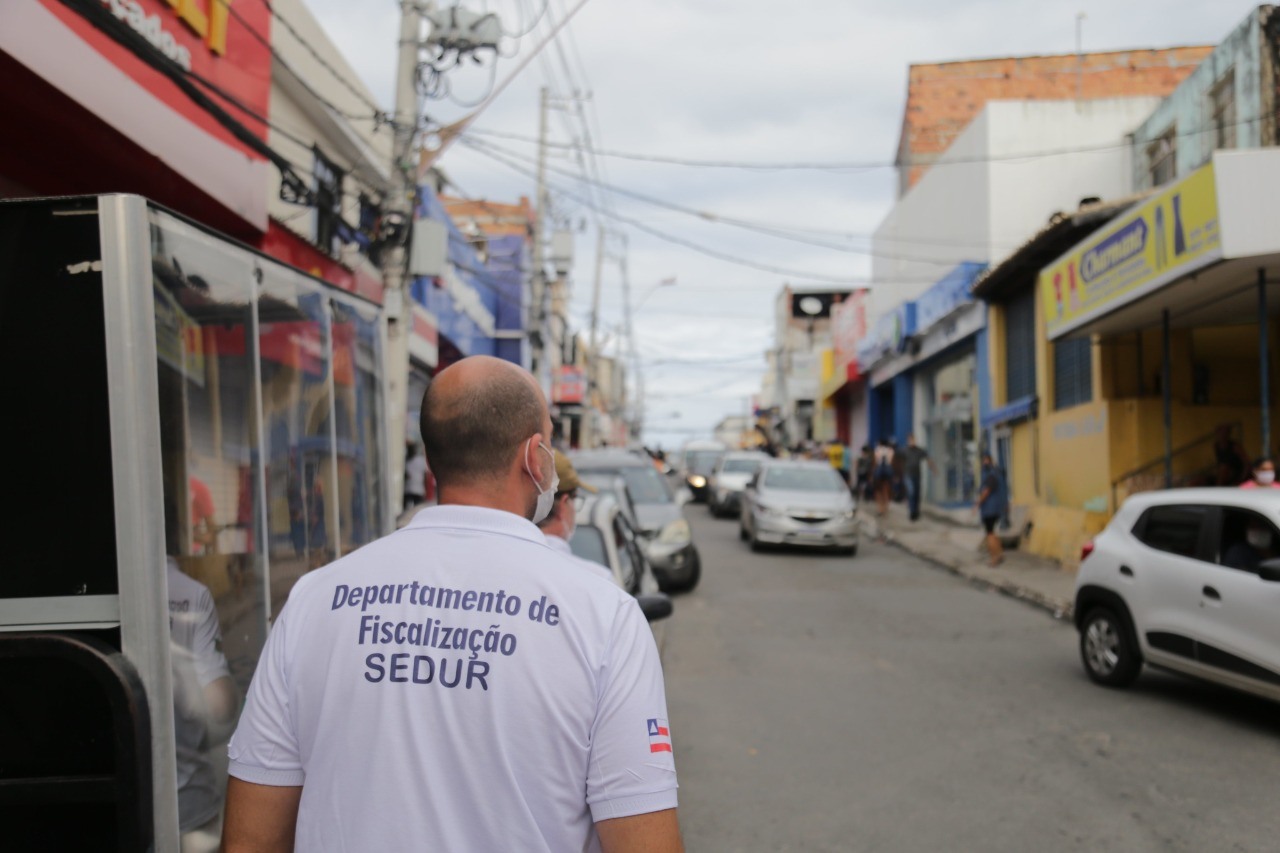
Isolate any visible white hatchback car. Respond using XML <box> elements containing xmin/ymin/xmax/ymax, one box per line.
<box><xmin>1074</xmin><ymin>488</ymin><xmax>1280</xmax><ymax>703</ymax></box>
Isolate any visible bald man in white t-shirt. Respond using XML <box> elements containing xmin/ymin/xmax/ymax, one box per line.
<box><xmin>224</xmin><ymin>357</ymin><xmax>682</xmax><ymax>853</ymax></box>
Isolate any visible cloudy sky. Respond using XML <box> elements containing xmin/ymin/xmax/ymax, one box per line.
<box><xmin>307</xmin><ymin>0</ymin><xmax>1259</xmax><ymax>449</ymax></box>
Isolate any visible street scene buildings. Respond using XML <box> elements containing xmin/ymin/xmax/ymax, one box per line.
<box><xmin>4</xmin><ymin>2</ymin><xmax>1280</xmax><ymax>851</ymax></box>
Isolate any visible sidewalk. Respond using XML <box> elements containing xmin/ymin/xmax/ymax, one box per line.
<box><xmin>859</xmin><ymin>502</ymin><xmax>1078</xmax><ymax>621</ymax></box>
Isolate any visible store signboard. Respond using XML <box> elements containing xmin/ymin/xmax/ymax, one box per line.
<box><xmin>858</xmin><ymin>301</ymin><xmax>916</xmax><ymax>366</ymax></box>
<box><xmin>153</xmin><ymin>283</ymin><xmax>205</xmax><ymax>386</ymax></box>
<box><xmin>831</xmin><ymin>290</ymin><xmax>868</xmax><ymax>370</ymax></box>
<box><xmin>3</xmin><ymin>0</ymin><xmax>273</xmax><ymax>229</ymax></box>
<box><xmin>1041</xmin><ymin>161</ymin><xmax>1221</xmax><ymax>340</ymax></box>
<box><xmin>915</xmin><ymin>262</ymin><xmax>984</xmax><ymax>333</ymax></box>
<box><xmin>554</xmin><ymin>366</ymin><xmax>586</xmax><ymax>405</ymax></box>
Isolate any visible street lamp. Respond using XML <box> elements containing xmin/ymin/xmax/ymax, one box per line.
<box><xmin>635</xmin><ymin>276</ymin><xmax>677</xmax><ymax>313</ymax></box>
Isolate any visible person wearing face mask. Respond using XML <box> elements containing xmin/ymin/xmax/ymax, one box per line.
<box><xmin>537</xmin><ymin>450</ymin><xmax>611</xmax><ymax>582</ymax></box>
<box><xmin>1223</xmin><ymin>519</ymin><xmax>1277</xmax><ymax>571</ymax></box>
<box><xmin>1240</xmin><ymin>457</ymin><xmax>1280</xmax><ymax>489</ymax></box>
<box><xmin>224</xmin><ymin>356</ymin><xmax>683</xmax><ymax>853</ymax></box>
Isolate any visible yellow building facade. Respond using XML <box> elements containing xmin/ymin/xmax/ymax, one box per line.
<box><xmin>982</xmin><ymin>151</ymin><xmax>1280</xmax><ymax>566</ymax></box>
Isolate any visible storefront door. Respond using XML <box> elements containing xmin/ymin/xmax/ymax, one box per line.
<box><xmin>923</xmin><ymin>351</ymin><xmax>978</xmax><ymax>506</ymax></box>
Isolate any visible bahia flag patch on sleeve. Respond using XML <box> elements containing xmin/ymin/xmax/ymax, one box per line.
<box><xmin>647</xmin><ymin>718</ymin><xmax>672</xmax><ymax>754</ymax></box>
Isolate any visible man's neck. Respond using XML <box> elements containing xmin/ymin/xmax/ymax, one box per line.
<box><xmin>437</xmin><ymin>482</ymin><xmax>531</xmax><ymax>520</ymax></box>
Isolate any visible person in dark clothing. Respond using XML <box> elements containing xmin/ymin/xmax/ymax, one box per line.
<box><xmin>855</xmin><ymin>445</ymin><xmax>873</xmax><ymax>501</ymax></box>
<box><xmin>901</xmin><ymin>434</ymin><xmax>935</xmax><ymax>522</ymax></box>
<box><xmin>1213</xmin><ymin>425</ymin><xmax>1250</xmax><ymax>486</ymax></box>
<box><xmin>976</xmin><ymin>452</ymin><xmax>1008</xmax><ymax>567</ymax></box>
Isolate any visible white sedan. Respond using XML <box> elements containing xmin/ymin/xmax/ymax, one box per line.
<box><xmin>1074</xmin><ymin>488</ymin><xmax>1280</xmax><ymax>703</ymax></box>
<box><xmin>570</xmin><ymin>494</ymin><xmax>673</xmax><ymax>623</ymax></box>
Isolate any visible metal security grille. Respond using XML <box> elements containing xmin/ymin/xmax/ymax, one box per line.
<box><xmin>1004</xmin><ymin>289</ymin><xmax>1036</xmax><ymax>401</ymax></box>
<box><xmin>1054</xmin><ymin>336</ymin><xmax>1093</xmax><ymax>410</ymax></box>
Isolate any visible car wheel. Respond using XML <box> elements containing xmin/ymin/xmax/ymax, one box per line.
<box><xmin>674</xmin><ymin>551</ymin><xmax>701</xmax><ymax>592</ymax></box>
<box><xmin>1079</xmin><ymin>606</ymin><xmax>1141</xmax><ymax>688</ymax></box>
<box><xmin>749</xmin><ymin>530</ymin><xmax>763</xmax><ymax>552</ymax></box>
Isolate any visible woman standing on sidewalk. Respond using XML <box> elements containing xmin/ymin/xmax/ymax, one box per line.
<box><xmin>976</xmin><ymin>452</ymin><xmax>1008</xmax><ymax>567</ymax></box>
<box><xmin>1240</xmin><ymin>457</ymin><xmax>1280</xmax><ymax>489</ymax></box>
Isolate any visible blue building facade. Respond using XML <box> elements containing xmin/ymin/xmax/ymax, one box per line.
<box><xmin>860</xmin><ymin>262</ymin><xmax>990</xmax><ymax>507</ymax></box>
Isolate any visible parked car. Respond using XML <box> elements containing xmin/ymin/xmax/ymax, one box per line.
<box><xmin>739</xmin><ymin>460</ymin><xmax>859</xmax><ymax>554</ymax></box>
<box><xmin>569</xmin><ymin>494</ymin><xmax>672</xmax><ymax>623</ymax></box>
<box><xmin>678</xmin><ymin>440</ymin><xmax>728</xmax><ymax>503</ymax></box>
<box><xmin>571</xmin><ymin>449</ymin><xmax>701</xmax><ymax>592</ymax></box>
<box><xmin>577</xmin><ymin>471</ymin><xmax>641</xmax><ymax>530</ymax></box>
<box><xmin>1074</xmin><ymin>488</ymin><xmax>1280</xmax><ymax>703</ymax></box>
<box><xmin>708</xmin><ymin>450</ymin><xmax>770</xmax><ymax>518</ymax></box>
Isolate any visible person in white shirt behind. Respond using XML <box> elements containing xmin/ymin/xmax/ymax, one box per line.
<box><xmin>538</xmin><ymin>449</ymin><xmax>611</xmax><ymax>582</ymax></box>
<box><xmin>223</xmin><ymin>355</ymin><xmax>682</xmax><ymax>853</ymax></box>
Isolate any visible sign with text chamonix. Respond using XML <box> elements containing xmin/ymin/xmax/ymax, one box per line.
<box><xmin>1040</xmin><ymin>161</ymin><xmax>1221</xmax><ymax>340</ymax></box>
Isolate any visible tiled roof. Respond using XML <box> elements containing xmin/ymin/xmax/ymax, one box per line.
<box><xmin>897</xmin><ymin>46</ymin><xmax>1216</xmax><ymax>190</ymax></box>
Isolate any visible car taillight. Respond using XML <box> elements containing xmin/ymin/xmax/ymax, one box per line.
<box><xmin>1080</xmin><ymin>540</ymin><xmax>1095</xmax><ymax>562</ymax></box>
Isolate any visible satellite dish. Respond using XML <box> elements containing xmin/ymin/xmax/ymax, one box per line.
<box><xmin>798</xmin><ymin>296</ymin><xmax>823</xmax><ymax>316</ymax></box>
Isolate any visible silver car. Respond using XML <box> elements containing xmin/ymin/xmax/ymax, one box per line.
<box><xmin>707</xmin><ymin>451</ymin><xmax>771</xmax><ymax>518</ymax></box>
<box><xmin>571</xmin><ymin>450</ymin><xmax>701</xmax><ymax>593</ymax></box>
<box><xmin>739</xmin><ymin>461</ymin><xmax>859</xmax><ymax>555</ymax></box>
<box><xmin>569</xmin><ymin>494</ymin><xmax>673</xmax><ymax>623</ymax></box>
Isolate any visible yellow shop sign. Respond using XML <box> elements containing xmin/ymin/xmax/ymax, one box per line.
<box><xmin>1041</xmin><ymin>162</ymin><xmax>1222</xmax><ymax>339</ymax></box>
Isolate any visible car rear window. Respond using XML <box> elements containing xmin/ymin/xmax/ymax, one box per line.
<box><xmin>722</xmin><ymin>458</ymin><xmax>763</xmax><ymax>474</ymax></box>
<box><xmin>1134</xmin><ymin>505</ymin><xmax>1207</xmax><ymax>558</ymax></box>
<box><xmin>569</xmin><ymin>526</ymin><xmax>608</xmax><ymax>566</ymax></box>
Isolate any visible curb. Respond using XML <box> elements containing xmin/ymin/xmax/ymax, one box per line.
<box><xmin>863</xmin><ymin>520</ymin><xmax>1075</xmax><ymax>622</ymax></box>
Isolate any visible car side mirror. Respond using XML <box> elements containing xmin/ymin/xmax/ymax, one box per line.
<box><xmin>1259</xmin><ymin>558</ymin><xmax>1280</xmax><ymax>582</ymax></box>
<box><xmin>636</xmin><ymin>592</ymin><xmax>674</xmax><ymax>622</ymax></box>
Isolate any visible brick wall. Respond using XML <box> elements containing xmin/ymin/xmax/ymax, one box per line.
<box><xmin>898</xmin><ymin>47</ymin><xmax>1216</xmax><ymax>193</ymax></box>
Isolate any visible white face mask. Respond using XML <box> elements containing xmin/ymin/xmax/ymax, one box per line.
<box><xmin>1248</xmin><ymin>528</ymin><xmax>1272</xmax><ymax>550</ymax></box>
<box><xmin>1257</xmin><ymin>470</ymin><xmax>1276</xmax><ymax>485</ymax></box>
<box><xmin>524</xmin><ymin>439</ymin><xmax>559</xmax><ymax>524</ymax></box>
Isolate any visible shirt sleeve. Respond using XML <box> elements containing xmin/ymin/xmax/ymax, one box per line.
<box><xmin>586</xmin><ymin>597</ymin><xmax>679</xmax><ymax>822</ymax></box>
<box><xmin>226</xmin><ymin>601</ymin><xmax>305</xmax><ymax>787</ymax></box>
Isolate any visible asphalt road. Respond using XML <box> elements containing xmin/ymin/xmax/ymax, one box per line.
<box><xmin>661</xmin><ymin>506</ymin><xmax>1280</xmax><ymax>852</ymax></box>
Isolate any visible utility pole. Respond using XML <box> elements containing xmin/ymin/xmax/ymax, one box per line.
<box><xmin>529</xmin><ymin>86</ymin><xmax>550</xmax><ymax>392</ymax></box>
<box><xmin>384</xmin><ymin>0</ymin><xmax>424</xmax><ymax>521</ymax></box>
<box><xmin>618</xmin><ymin>247</ymin><xmax>642</xmax><ymax>443</ymax></box>
<box><xmin>586</xmin><ymin>225</ymin><xmax>605</xmax><ymax>448</ymax></box>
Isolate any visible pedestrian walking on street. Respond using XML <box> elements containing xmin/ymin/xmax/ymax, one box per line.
<box><xmin>977</xmin><ymin>452</ymin><xmax>1008</xmax><ymax>567</ymax></box>
<box><xmin>901</xmin><ymin>434</ymin><xmax>935</xmax><ymax>522</ymax></box>
<box><xmin>223</xmin><ymin>355</ymin><xmax>683</xmax><ymax>853</ymax></box>
<box><xmin>403</xmin><ymin>442</ymin><xmax>426</xmax><ymax>508</ymax></box>
<box><xmin>872</xmin><ymin>440</ymin><xmax>895</xmax><ymax>519</ymax></box>
<box><xmin>855</xmin><ymin>445</ymin><xmax>873</xmax><ymax>501</ymax></box>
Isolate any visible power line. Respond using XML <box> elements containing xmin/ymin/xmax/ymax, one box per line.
<box><xmin>465</xmin><ymin>113</ymin><xmax>1267</xmax><ymax>172</ymax></box>
<box><xmin>456</xmin><ymin>139</ymin><xmax>936</xmax><ymax>286</ymax></box>
<box><xmin>462</xmin><ymin>135</ymin><xmax>966</xmax><ymax>265</ymax></box>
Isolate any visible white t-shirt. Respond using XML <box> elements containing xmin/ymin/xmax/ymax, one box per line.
<box><xmin>544</xmin><ymin>531</ymin><xmax>615</xmax><ymax>583</ymax></box>
<box><xmin>168</xmin><ymin>559</ymin><xmax>231</xmax><ymax>832</ymax></box>
<box><xmin>228</xmin><ymin>505</ymin><xmax>677</xmax><ymax>852</ymax></box>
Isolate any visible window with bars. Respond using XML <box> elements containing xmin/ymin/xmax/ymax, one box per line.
<box><xmin>1147</xmin><ymin>126</ymin><xmax>1177</xmax><ymax>187</ymax></box>
<box><xmin>1004</xmin><ymin>288</ymin><xmax>1036</xmax><ymax>401</ymax></box>
<box><xmin>1054</xmin><ymin>336</ymin><xmax>1093</xmax><ymax>410</ymax></box>
<box><xmin>1210</xmin><ymin>71</ymin><xmax>1237</xmax><ymax>151</ymax></box>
